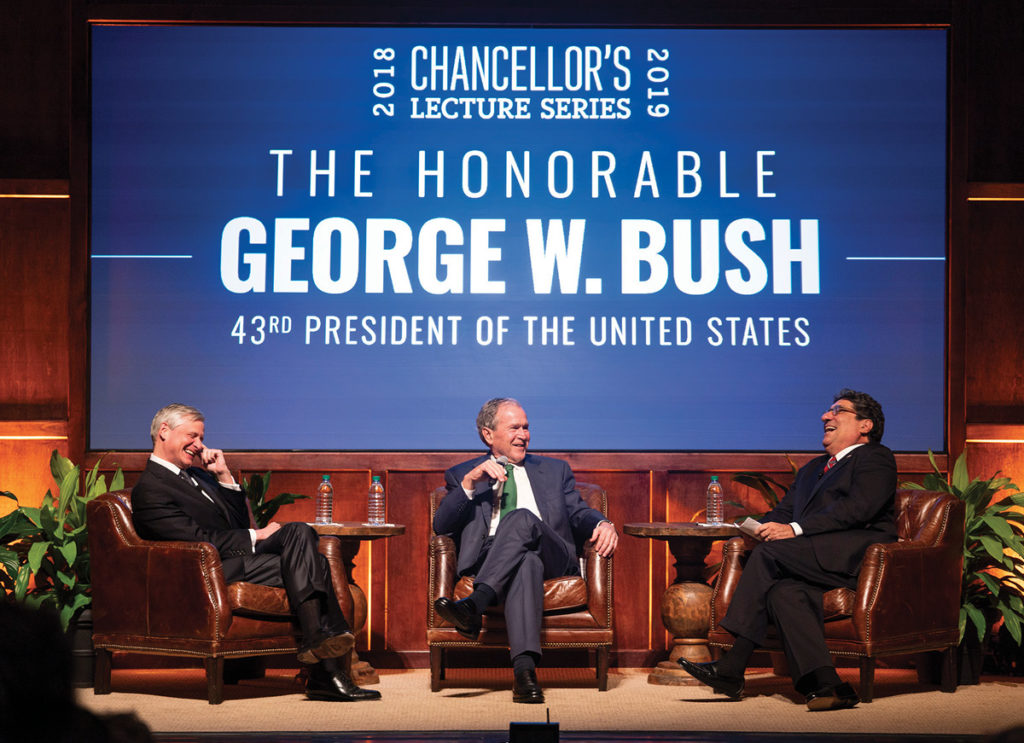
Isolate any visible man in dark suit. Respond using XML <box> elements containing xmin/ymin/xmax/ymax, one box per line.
<box><xmin>432</xmin><ymin>398</ymin><xmax>618</xmax><ymax>703</ymax></box>
<box><xmin>131</xmin><ymin>403</ymin><xmax>380</xmax><ymax>702</ymax></box>
<box><xmin>677</xmin><ymin>388</ymin><xmax>897</xmax><ymax>710</ymax></box>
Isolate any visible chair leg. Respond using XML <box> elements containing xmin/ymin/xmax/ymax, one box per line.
<box><xmin>93</xmin><ymin>648</ymin><xmax>112</xmax><ymax>694</ymax></box>
<box><xmin>596</xmin><ymin>646</ymin><xmax>609</xmax><ymax>691</ymax></box>
<box><xmin>430</xmin><ymin>646</ymin><xmax>443</xmax><ymax>692</ymax></box>
<box><xmin>204</xmin><ymin>657</ymin><xmax>225</xmax><ymax>705</ymax></box>
<box><xmin>858</xmin><ymin>657</ymin><xmax>875</xmax><ymax>703</ymax></box>
<box><xmin>940</xmin><ymin>646</ymin><xmax>957</xmax><ymax>693</ymax></box>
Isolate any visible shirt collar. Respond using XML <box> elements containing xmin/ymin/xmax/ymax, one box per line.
<box><xmin>831</xmin><ymin>442</ymin><xmax>865</xmax><ymax>463</ymax></box>
<box><xmin>150</xmin><ymin>453</ymin><xmax>184</xmax><ymax>476</ymax></box>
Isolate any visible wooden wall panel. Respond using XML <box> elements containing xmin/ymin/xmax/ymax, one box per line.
<box><xmin>965</xmin><ymin>202</ymin><xmax>1024</xmax><ymax>422</ymax></box>
<box><xmin>0</xmin><ymin>197</ymin><xmax>70</xmax><ymax>420</ymax></box>
<box><xmin>966</xmin><ymin>0</ymin><xmax>1024</xmax><ymax>182</ymax></box>
<box><xmin>0</xmin><ymin>0</ymin><xmax>69</xmax><ymax>178</ymax></box>
<box><xmin>0</xmin><ymin>439</ymin><xmax>69</xmax><ymax>513</ymax></box>
<box><xmin>965</xmin><ymin>442</ymin><xmax>1024</xmax><ymax>494</ymax></box>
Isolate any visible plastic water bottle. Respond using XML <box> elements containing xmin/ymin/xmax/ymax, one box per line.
<box><xmin>367</xmin><ymin>475</ymin><xmax>385</xmax><ymax>525</ymax></box>
<box><xmin>315</xmin><ymin>475</ymin><xmax>333</xmax><ymax>525</ymax></box>
<box><xmin>706</xmin><ymin>475</ymin><xmax>724</xmax><ymax>525</ymax></box>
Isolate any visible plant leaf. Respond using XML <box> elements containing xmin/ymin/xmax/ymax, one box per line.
<box><xmin>951</xmin><ymin>452</ymin><xmax>970</xmax><ymax>493</ymax></box>
<box><xmin>27</xmin><ymin>540</ymin><xmax>53</xmax><ymax>574</ymax></box>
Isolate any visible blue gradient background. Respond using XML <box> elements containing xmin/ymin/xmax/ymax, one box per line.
<box><xmin>90</xmin><ymin>27</ymin><xmax>947</xmax><ymax>451</ymax></box>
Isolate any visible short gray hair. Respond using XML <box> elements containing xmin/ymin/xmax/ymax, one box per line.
<box><xmin>150</xmin><ymin>403</ymin><xmax>204</xmax><ymax>443</ymax></box>
<box><xmin>475</xmin><ymin>397</ymin><xmax>521</xmax><ymax>445</ymax></box>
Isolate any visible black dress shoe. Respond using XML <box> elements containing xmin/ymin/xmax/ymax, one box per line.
<box><xmin>676</xmin><ymin>659</ymin><xmax>744</xmax><ymax>700</ymax></box>
<box><xmin>512</xmin><ymin>668</ymin><xmax>545</xmax><ymax>704</ymax></box>
<box><xmin>805</xmin><ymin>681</ymin><xmax>859</xmax><ymax>711</ymax></box>
<box><xmin>433</xmin><ymin>596</ymin><xmax>482</xmax><ymax>640</ymax></box>
<box><xmin>305</xmin><ymin>667</ymin><xmax>382</xmax><ymax>702</ymax></box>
<box><xmin>297</xmin><ymin>631</ymin><xmax>355</xmax><ymax>665</ymax></box>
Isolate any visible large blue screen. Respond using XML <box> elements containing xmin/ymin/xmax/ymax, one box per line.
<box><xmin>90</xmin><ymin>26</ymin><xmax>947</xmax><ymax>451</ymax></box>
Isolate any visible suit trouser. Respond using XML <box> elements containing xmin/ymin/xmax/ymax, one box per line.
<box><xmin>226</xmin><ymin>522</ymin><xmax>349</xmax><ymax>636</ymax></box>
<box><xmin>471</xmin><ymin>509</ymin><xmax>578</xmax><ymax>659</ymax></box>
<box><xmin>719</xmin><ymin>538</ymin><xmax>858</xmax><ymax>684</ymax></box>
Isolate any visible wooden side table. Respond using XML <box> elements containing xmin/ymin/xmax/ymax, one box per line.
<box><xmin>310</xmin><ymin>522</ymin><xmax>406</xmax><ymax>684</ymax></box>
<box><xmin>623</xmin><ymin>521</ymin><xmax>739</xmax><ymax>685</ymax></box>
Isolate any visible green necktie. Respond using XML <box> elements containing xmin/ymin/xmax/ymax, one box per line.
<box><xmin>499</xmin><ymin>463</ymin><xmax>518</xmax><ymax>519</ymax></box>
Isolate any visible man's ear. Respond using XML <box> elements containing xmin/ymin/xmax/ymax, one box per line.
<box><xmin>859</xmin><ymin>418</ymin><xmax>874</xmax><ymax>437</ymax></box>
<box><xmin>158</xmin><ymin>422</ymin><xmax>170</xmax><ymax>441</ymax></box>
<box><xmin>481</xmin><ymin>427</ymin><xmax>494</xmax><ymax>447</ymax></box>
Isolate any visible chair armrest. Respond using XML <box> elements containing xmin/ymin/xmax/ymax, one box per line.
<box><xmin>428</xmin><ymin>534</ymin><xmax>457</xmax><ymax>627</ymax></box>
<box><xmin>582</xmin><ymin>543</ymin><xmax>613</xmax><ymax>627</ymax></box>
<box><xmin>138</xmin><ymin>539</ymin><xmax>235</xmax><ymax>640</ymax></box>
<box><xmin>710</xmin><ymin>537</ymin><xmax>749</xmax><ymax>631</ymax></box>
<box><xmin>852</xmin><ymin>539</ymin><xmax>962</xmax><ymax>640</ymax></box>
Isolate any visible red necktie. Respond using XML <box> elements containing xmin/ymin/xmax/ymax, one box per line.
<box><xmin>823</xmin><ymin>456</ymin><xmax>838</xmax><ymax>474</ymax></box>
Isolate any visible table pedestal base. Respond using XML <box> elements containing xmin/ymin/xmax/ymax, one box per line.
<box><xmin>350</xmin><ymin>655</ymin><xmax>379</xmax><ymax>685</ymax></box>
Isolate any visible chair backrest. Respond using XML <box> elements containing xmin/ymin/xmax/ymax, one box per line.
<box><xmin>895</xmin><ymin>489</ymin><xmax>964</xmax><ymax>546</ymax></box>
<box><xmin>87</xmin><ymin>490</ymin><xmax>142</xmax><ymax>549</ymax></box>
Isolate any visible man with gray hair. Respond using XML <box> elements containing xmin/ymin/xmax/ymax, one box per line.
<box><xmin>433</xmin><ymin>398</ymin><xmax>618</xmax><ymax>703</ymax></box>
<box><xmin>131</xmin><ymin>403</ymin><xmax>380</xmax><ymax>702</ymax></box>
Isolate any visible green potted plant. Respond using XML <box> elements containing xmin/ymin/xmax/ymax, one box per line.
<box><xmin>903</xmin><ymin>451</ymin><xmax>1024</xmax><ymax>683</ymax></box>
<box><xmin>0</xmin><ymin>450</ymin><xmax>123</xmax><ymax>629</ymax></box>
<box><xmin>242</xmin><ymin>471</ymin><xmax>308</xmax><ymax>529</ymax></box>
<box><xmin>730</xmin><ymin>454</ymin><xmax>798</xmax><ymax>517</ymax></box>
<box><xmin>0</xmin><ymin>450</ymin><xmax>124</xmax><ymax>687</ymax></box>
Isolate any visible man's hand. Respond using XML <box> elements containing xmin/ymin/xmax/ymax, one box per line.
<box><xmin>254</xmin><ymin>522</ymin><xmax>282</xmax><ymax>542</ymax></box>
<box><xmin>461</xmin><ymin>458</ymin><xmax>507</xmax><ymax>493</ymax></box>
<box><xmin>588</xmin><ymin>521</ymin><xmax>618</xmax><ymax>557</ymax></box>
<box><xmin>756</xmin><ymin>522</ymin><xmax>796</xmax><ymax>542</ymax></box>
<box><xmin>198</xmin><ymin>446</ymin><xmax>234</xmax><ymax>484</ymax></box>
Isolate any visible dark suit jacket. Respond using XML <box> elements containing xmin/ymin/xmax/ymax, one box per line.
<box><xmin>131</xmin><ymin>459</ymin><xmax>254</xmax><ymax>562</ymax></box>
<box><xmin>760</xmin><ymin>442</ymin><xmax>898</xmax><ymax>576</ymax></box>
<box><xmin>433</xmin><ymin>453</ymin><xmax>605</xmax><ymax>577</ymax></box>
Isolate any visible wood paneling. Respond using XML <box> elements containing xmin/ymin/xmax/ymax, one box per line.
<box><xmin>0</xmin><ymin>439</ymin><xmax>69</xmax><ymax>513</ymax></box>
<box><xmin>0</xmin><ymin>197</ymin><xmax>71</xmax><ymax>420</ymax></box>
<box><xmin>965</xmin><ymin>202</ymin><xmax>1024</xmax><ymax>421</ymax></box>
<box><xmin>0</xmin><ymin>0</ymin><xmax>69</xmax><ymax>178</ymax></box>
<box><xmin>967</xmin><ymin>0</ymin><xmax>1024</xmax><ymax>182</ymax></box>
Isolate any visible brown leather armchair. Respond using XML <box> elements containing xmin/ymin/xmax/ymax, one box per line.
<box><xmin>427</xmin><ymin>483</ymin><xmax>614</xmax><ymax>692</ymax></box>
<box><xmin>707</xmin><ymin>489</ymin><xmax>964</xmax><ymax>702</ymax></box>
<box><xmin>86</xmin><ymin>490</ymin><xmax>354</xmax><ymax>704</ymax></box>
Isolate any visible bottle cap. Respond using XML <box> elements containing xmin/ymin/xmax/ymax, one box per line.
<box><xmin>322</xmin><ymin>474</ymin><xmax>330</xmax><ymax>481</ymax></box>
<box><xmin>710</xmin><ymin>475</ymin><xmax>719</xmax><ymax>482</ymax></box>
<box><xmin>372</xmin><ymin>475</ymin><xmax>381</xmax><ymax>482</ymax></box>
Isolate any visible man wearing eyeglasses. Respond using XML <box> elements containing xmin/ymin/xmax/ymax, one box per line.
<box><xmin>677</xmin><ymin>388</ymin><xmax>897</xmax><ymax>710</ymax></box>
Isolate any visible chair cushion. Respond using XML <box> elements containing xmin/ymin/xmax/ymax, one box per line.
<box><xmin>228</xmin><ymin>581</ymin><xmax>293</xmax><ymax>617</ymax></box>
<box><xmin>823</xmin><ymin>587</ymin><xmax>856</xmax><ymax>620</ymax></box>
<box><xmin>454</xmin><ymin>575</ymin><xmax>588</xmax><ymax>613</ymax></box>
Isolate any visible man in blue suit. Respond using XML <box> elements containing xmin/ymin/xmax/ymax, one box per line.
<box><xmin>677</xmin><ymin>388</ymin><xmax>897</xmax><ymax>710</ymax></box>
<box><xmin>433</xmin><ymin>398</ymin><xmax>618</xmax><ymax>703</ymax></box>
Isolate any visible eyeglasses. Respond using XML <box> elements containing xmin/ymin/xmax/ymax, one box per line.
<box><xmin>824</xmin><ymin>404</ymin><xmax>860</xmax><ymax>417</ymax></box>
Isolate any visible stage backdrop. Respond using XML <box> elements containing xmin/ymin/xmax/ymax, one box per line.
<box><xmin>89</xmin><ymin>26</ymin><xmax>947</xmax><ymax>452</ymax></box>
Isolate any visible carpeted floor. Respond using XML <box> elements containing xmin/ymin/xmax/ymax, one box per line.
<box><xmin>78</xmin><ymin>667</ymin><xmax>1024</xmax><ymax>737</ymax></box>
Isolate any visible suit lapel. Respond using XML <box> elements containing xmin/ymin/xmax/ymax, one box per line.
<box><xmin>803</xmin><ymin>450</ymin><xmax>855</xmax><ymax>512</ymax></box>
<box><xmin>523</xmin><ymin>456</ymin><xmax>554</xmax><ymax>523</ymax></box>
<box><xmin>153</xmin><ymin>463</ymin><xmax>229</xmax><ymax>521</ymax></box>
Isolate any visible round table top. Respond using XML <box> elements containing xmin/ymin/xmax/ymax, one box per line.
<box><xmin>623</xmin><ymin>522</ymin><xmax>740</xmax><ymax>539</ymax></box>
<box><xmin>309</xmin><ymin>522</ymin><xmax>406</xmax><ymax>538</ymax></box>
